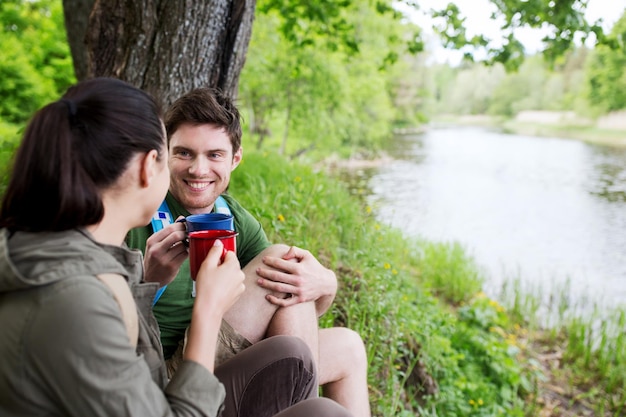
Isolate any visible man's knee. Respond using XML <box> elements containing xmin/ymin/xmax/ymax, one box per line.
<box><xmin>341</xmin><ymin>328</ymin><xmax>367</xmax><ymax>365</ymax></box>
<box><xmin>247</xmin><ymin>244</ymin><xmax>291</xmax><ymax>264</ymax></box>
<box><xmin>242</xmin><ymin>244</ymin><xmax>293</xmax><ymax>300</ymax></box>
<box><xmin>322</xmin><ymin>327</ymin><xmax>368</xmax><ymax>370</ymax></box>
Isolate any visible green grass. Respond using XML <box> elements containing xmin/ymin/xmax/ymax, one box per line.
<box><xmin>231</xmin><ymin>151</ymin><xmax>534</xmax><ymax>415</ymax></box>
<box><xmin>230</xmin><ymin>150</ymin><xmax>626</xmax><ymax>416</ymax></box>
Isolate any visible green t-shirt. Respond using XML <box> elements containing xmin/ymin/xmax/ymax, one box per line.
<box><xmin>126</xmin><ymin>192</ymin><xmax>271</xmax><ymax>359</ymax></box>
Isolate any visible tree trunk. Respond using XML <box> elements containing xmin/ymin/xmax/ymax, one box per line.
<box><xmin>62</xmin><ymin>0</ymin><xmax>97</xmax><ymax>82</ymax></box>
<box><xmin>63</xmin><ymin>0</ymin><xmax>255</xmax><ymax>108</ymax></box>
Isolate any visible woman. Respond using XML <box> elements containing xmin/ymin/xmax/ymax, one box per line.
<box><xmin>0</xmin><ymin>78</ymin><xmax>351</xmax><ymax>417</ymax></box>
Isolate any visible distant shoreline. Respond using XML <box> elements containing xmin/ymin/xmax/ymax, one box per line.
<box><xmin>429</xmin><ymin>112</ymin><xmax>626</xmax><ymax>148</ymax></box>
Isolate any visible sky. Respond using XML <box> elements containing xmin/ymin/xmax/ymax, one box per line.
<box><xmin>395</xmin><ymin>0</ymin><xmax>626</xmax><ymax>64</ymax></box>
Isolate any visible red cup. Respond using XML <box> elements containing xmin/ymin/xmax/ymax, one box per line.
<box><xmin>188</xmin><ymin>230</ymin><xmax>238</xmax><ymax>280</ymax></box>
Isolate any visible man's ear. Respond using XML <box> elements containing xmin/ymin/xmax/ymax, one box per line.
<box><xmin>139</xmin><ymin>149</ymin><xmax>160</xmax><ymax>187</ymax></box>
<box><xmin>231</xmin><ymin>146</ymin><xmax>243</xmax><ymax>171</ymax></box>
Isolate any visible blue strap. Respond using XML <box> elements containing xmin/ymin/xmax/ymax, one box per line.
<box><xmin>152</xmin><ymin>286</ymin><xmax>167</xmax><ymax>306</ymax></box>
<box><xmin>214</xmin><ymin>195</ymin><xmax>232</xmax><ymax>215</ymax></box>
<box><xmin>150</xmin><ymin>200</ymin><xmax>172</xmax><ymax>232</ymax></box>
<box><xmin>150</xmin><ymin>200</ymin><xmax>172</xmax><ymax>306</ymax></box>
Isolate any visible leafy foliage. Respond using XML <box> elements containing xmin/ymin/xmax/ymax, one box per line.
<box><xmin>239</xmin><ymin>0</ymin><xmax>413</xmax><ymax>159</ymax></box>
<box><xmin>0</xmin><ymin>0</ymin><xmax>74</xmax><ymax>125</ymax></box>
<box><xmin>429</xmin><ymin>0</ymin><xmax>605</xmax><ymax>70</ymax></box>
<box><xmin>586</xmin><ymin>13</ymin><xmax>626</xmax><ymax>112</ymax></box>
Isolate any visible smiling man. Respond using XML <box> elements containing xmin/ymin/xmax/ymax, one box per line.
<box><xmin>126</xmin><ymin>88</ymin><xmax>371</xmax><ymax>417</ymax></box>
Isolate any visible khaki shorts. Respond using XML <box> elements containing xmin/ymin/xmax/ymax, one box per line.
<box><xmin>165</xmin><ymin>319</ymin><xmax>252</xmax><ymax>378</ymax></box>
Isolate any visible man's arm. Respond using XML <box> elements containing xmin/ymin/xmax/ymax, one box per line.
<box><xmin>255</xmin><ymin>246</ymin><xmax>337</xmax><ymax>316</ymax></box>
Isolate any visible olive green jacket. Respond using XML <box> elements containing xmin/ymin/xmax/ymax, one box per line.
<box><xmin>0</xmin><ymin>228</ymin><xmax>224</xmax><ymax>416</ymax></box>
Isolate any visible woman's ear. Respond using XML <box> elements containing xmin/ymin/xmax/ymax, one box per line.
<box><xmin>139</xmin><ymin>149</ymin><xmax>160</xmax><ymax>187</ymax></box>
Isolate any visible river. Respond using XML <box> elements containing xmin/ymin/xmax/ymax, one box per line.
<box><xmin>357</xmin><ymin>125</ymin><xmax>626</xmax><ymax>311</ymax></box>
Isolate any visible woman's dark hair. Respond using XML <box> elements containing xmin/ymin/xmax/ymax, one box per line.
<box><xmin>0</xmin><ymin>77</ymin><xmax>164</xmax><ymax>232</ymax></box>
<box><xmin>164</xmin><ymin>87</ymin><xmax>242</xmax><ymax>154</ymax></box>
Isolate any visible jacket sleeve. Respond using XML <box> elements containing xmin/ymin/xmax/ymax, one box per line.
<box><xmin>24</xmin><ymin>278</ymin><xmax>225</xmax><ymax>417</ymax></box>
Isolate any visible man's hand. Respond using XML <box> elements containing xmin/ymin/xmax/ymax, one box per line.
<box><xmin>142</xmin><ymin>217</ymin><xmax>188</xmax><ymax>287</ymax></box>
<box><xmin>256</xmin><ymin>246</ymin><xmax>337</xmax><ymax>316</ymax></box>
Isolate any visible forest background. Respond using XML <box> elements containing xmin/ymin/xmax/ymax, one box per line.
<box><xmin>1</xmin><ymin>0</ymin><xmax>626</xmax><ymax>416</ymax></box>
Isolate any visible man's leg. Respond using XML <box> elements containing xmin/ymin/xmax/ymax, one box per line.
<box><xmin>222</xmin><ymin>244</ymin><xmax>292</xmax><ymax>344</ymax></box>
<box><xmin>268</xmin><ymin>311</ymin><xmax>370</xmax><ymax>416</ymax></box>
<box><xmin>215</xmin><ymin>335</ymin><xmax>318</xmax><ymax>417</ymax></box>
<box><xmin>266</xmin><ymin>299</ymin><xmax>320</xmax><ymax>365</ymax></box>
<box><xmin>221</xmin><ymin>244</ymin><xmax>369</xmax><ymax>415</ymax></box>
<box><xmin>319</xmin><ymin>327</ymin><xmax>371</xmax><ymax>417</ymax></box>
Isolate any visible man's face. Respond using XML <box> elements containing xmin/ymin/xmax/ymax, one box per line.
<box><xmin>168</xmin><ymin>123</ymin><xmax>242</xmax><ymax>214</ymax></box>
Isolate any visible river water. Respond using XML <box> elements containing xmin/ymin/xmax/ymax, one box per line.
<box><xmin>359</xmin><ymin>125</ymin><xmax>626</xmax><ymax>310</ymax></box>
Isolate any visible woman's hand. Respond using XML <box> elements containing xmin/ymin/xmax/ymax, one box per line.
<box><xmin>185</xmin><ymin>240</ymin><xmax>245</xmax><ymax>372</ymax></box>
<box><xmin>195</xmin><ymin>240</ymin><xmax>245</xmax><ymax>316</ymax></box>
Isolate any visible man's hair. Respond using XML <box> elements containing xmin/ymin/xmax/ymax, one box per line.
<box><xmin>164</xmin><ymin>88</ymin><xmax>242</xmax><ymax>154</ymax></box>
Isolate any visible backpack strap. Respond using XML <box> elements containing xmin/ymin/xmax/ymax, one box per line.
<box><xmin>150</xmin><ymin>200</ymin><xmax>173</xmax><ymax>305</ymax></box>
<box><xmin>151</xmin><ymin>200</ymin><xmax>172</xmax><ymax>232</ymax></box>
<box><xmin>96</xmin><ymin>273</ymin><xmax>138</xmax><ymax>348</ymax></box>
<box><xmin>214</xmin><ymin>195</ymin><xmax>232</xmax><ymax>215</ymax></box>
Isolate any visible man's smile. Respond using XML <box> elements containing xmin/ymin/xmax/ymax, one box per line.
<box><xmin>186</xmin><ymin>180</ymin><xmax>214</xmax><ymax>191</ymax></box>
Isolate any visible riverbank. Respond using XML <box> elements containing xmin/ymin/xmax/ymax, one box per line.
<box><xmin>431</xmin><ymin>112</ymin><xmax>626</xmax><ymax>148</ymax></box>
<box><xmin>231</xmin><ymin>150</ymin><xmax>626</xmax><ymax>416</ymax></box>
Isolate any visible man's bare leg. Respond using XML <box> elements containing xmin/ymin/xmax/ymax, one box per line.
<box><xmin>319</xmin><ymin>327</ymin><xmax>371</xmax><ymax>417</ymax></box>
<box><xmin>268</xmin><ymin>311</ymin><xmax>370</xmax><ymax>416</ymax></box>
<box><xmin>223</xmin><ymin>244</ymin><xmax>370</xmax><ymax>415</ymax></box>
<box><xmin>266</xmin><ymin>300</ymin><xmax>320</xmax><ymax>366</ymax></box>
<box><xmin>221</xmin><ymin>244</ymin><xmax>292</xmax><ymax>344</ymax></box>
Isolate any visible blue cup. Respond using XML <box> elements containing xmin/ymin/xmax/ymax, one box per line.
<box><xmin>178</xmin><ymin>212</ymin><xmax>234</xmax><ymax>232</ymax></box>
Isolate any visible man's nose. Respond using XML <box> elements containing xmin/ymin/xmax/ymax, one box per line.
<box><xmin>189</xmin><ymin>156</ymin><xmax>211</xmax><ymax>175</ymax></box>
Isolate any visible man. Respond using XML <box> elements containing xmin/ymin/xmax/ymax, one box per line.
<box><xmin>127</xmin><ymin>88</ymin><xmax>370</xmax><ymax>416</ymax></box>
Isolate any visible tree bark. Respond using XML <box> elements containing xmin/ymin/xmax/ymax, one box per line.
<box><xmin>62</xmin><ymin>0</ymin><xmax>97</xmax><ymax>81</ymax></box>
<box><xmin>64</xmin><ymin>0</ymin><xmax>255</xmax><ymax>108</ymax></box>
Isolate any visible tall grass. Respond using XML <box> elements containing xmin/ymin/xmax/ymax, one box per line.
<box><xmin>495</xmin><ymin>270</ymin><xmax>626</xmax><ymax>414</ymax></box>
<box><xmin>231</xmin><ymin>151</ymin><xmax>534</xmax><ymax>415</ymax></box>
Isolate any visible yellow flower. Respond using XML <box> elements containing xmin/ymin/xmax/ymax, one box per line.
<box><xmin>469</xmin><ymin>399</ymin><xmax>475</xmax><ymax>405</ymax></box>
<box><xmin>294</xmin><ymin>176</ymin><xmax>302</xmax><ymax>183</ymax></box>
<box><xmin>384</xmin><ymin>263</ymin><xmax>391</xmax><ymax>269</ymax></box>
<box><xmin>277</xmin><ymin>214</ymin><xmax>285</xmax><ymax>222</ymax></box>
<box><xmin>374</xmin><ymin>224</ymin><xmax>381</xmax><ymax>230</ymax></box>
<box><xmin>392</xmin><ymin>269</ymin><xmax>398</xmax><ymax>275</ymax></box>
<box><xmin>506</xmin><ymin>334</ymin><xmax>518</xmax><ymax>346</ymax></box>
<box><xmin>478</xmin><ymin>399</ymin><xmax>484</xmax><ymax>406</ymax></box>
<box><xmin>366</xmin><ymin>206</ymin><xmax>372</xmax><ymax>214</ymax></box>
